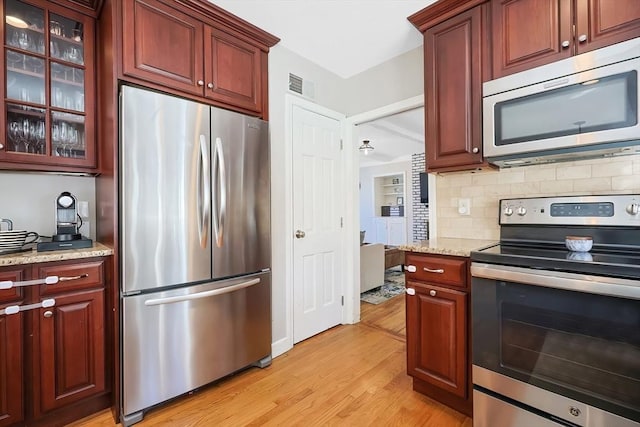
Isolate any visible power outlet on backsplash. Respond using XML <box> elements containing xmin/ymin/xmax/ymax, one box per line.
<box><xmin>458</xmin><ymin>198</ymin><xmax>471</xmax><ymax>216</ymax></box>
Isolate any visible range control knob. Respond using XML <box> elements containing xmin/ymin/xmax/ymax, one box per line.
<box><xmin>626</xmin><ymin>203</ymin><xmax>640</xmax><ymax>215</ymax></box>
<box><xmin>517</xmin><ymin>206</ymin><xmax>527</xmax><ymax>216</ymax></box>
<box><xmin>504</xmin><ymin>207</ymin><xmax>514</xmax><ymax>216</ymax></box>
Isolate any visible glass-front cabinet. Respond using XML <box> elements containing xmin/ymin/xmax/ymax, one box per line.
<box><xmin>1</xmin><ymin>0</ymin><xmax>94</xmax><ymax>170</ymax></box>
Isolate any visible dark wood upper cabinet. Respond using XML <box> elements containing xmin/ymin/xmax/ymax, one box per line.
<box><xmin>204</xmin><ymin>27</ymin><xmax>262</xmax><ymax>113</ymax></box>
<box><xmin>423</xmin><ymin>4</ymin><xmax>487</xmax><ymax>171</ymax></box>
<box><xmin>575</xmin><ymin>0</ymin><xmax>640</xmax><ymax>54</ymax></box>
<box><xmin>122</xmin><ymin>0</ymin><xmax>204</xmax><ymax>96</ymax></box>
<box><xmin>121</xmin><ymin>0</ymin><xmax>277</xmax><ymax>117</ymax></box>
<box><xmin>492</xmin><ymin>0</ymin><xmax>640</xmax><ymax>78</ymax></box>
<box><xmin>0</xmin><ymin>0</ymin><xmax>97</xmax><ymax>173</ymax></box>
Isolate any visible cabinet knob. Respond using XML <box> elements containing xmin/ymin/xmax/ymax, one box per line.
<box><xmin>207</xmin><ymin>82</ymin><xmax>214</xmax><ymax>89</ymax></box>
<box><xmin>561</xmin><ymin>40</ymin><xmax>570</xmax><ymax>48</ymax></box>
<box><xmin>406</xmin><ymin>288</ymin><xmax>416</xmax><ymax>296</ymax></box>
<box><xmin>429</xmin><ymin>290</ymin><xmax>436</xmax><ymax>297</ymax></box>
<box><xmin>578</xmin><ymin>34</ymin><xmax>587</xmax><ymax>43</ymax></box>
<box><xmin>197</xmin><ymin>80</ymin><xmax>204</xmax><ymax>86</ymax></box>
<box><xmin>43</xmin><ymin>310</ymin><xmax>53</xmax><ymax>318</ymax></box>
<box><xmin>0</xmin><ymin>143</ymin><xmax>3</xmax><ymax>149</ymax></box>
<box><xmin>472</xmin><ymin>147</ymin><xmax>479</xmax><ymax>154</ymax></box>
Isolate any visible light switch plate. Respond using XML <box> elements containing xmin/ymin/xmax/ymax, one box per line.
<box><xmin>458</xmin><ymin>198</ymin><xmax>470</xmax><ymax>215</ymax></box>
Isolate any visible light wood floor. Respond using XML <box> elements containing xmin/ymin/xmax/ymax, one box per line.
<box><xmin>70</xmin><ymin>294</ymin><xmax>472</xmax><ymax>426</ymax></box>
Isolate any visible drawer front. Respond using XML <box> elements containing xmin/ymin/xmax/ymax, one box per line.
<box><xmin>0</xmin><ymin>267</ymin><xmax>28</xmax><ymax>305</ymax></box>
<box><xmin>405</xmin><ymin>253</ymin><xmax>468</xmax><ymax>289</ymax></box>
<box><xmin>37</xmin><ymin>260</ymin><xmax>104</xmax><ymax>296</ymax></box>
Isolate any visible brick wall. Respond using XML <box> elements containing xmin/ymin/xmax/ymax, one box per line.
<box><xmin>412</xmin><ymin>153</ymin><xmax>429</xmax><ymax>241</ymax></box>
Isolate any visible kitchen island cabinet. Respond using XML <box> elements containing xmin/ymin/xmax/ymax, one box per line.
<box><xmin>404</xmin><ymin>251</ymin><xmax>473</xmax><ymax>416</ymax></box>
<box><xmin>491</xmin><ymin>0</ymin><xmax>640</xmax><ymax>78</ymax></box>
<box><xmin>0</xmin><ymin>256</ymin><xmax>110</xmax><ymax>427</ymax></box>
<box><xmin>121</xmin><ymin>0</ymin><xmax>277</xmax><ymax>117</ymax></box>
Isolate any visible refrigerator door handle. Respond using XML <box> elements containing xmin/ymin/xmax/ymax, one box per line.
<box><xmin>143</xmin><ymin>278</ymin><xmax>261</xmax><ymax>306</ymax></box>
<box><xmin>213</xmin><ymin>137</ymin><xmax>227</xmax><ymax>247</ymax></box>
<box><xmin>197</xmin><ymin>135</ymin><xmax>211</xmax><ymax>248</ymax></box>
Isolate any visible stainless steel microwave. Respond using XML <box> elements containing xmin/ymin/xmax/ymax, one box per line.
<box><xmin>483</xmin><ymin>38</ymin><xmax>640</xmax><ymax>168</ymax></box>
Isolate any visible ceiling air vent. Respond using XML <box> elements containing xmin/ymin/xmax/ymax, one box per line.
<box><xmin>289</xmin><ymin>73</ymin><xmax>303</xmax><ymax>95</ymax></box>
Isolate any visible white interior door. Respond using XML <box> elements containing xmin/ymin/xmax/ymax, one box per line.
<box><xmin>292</xmin><ymin>104</ymin><xmax>344</xmax><ymax>343</ymax></box>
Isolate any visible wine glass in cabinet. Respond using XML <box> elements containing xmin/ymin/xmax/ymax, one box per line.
<box><xmin>1</xmin><ymin>0</ymin><xmax>95</xmax><ymax>171</ymax></box>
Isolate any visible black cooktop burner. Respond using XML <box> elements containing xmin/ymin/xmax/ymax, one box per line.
<box><xmin>472</xmin><ymin>243</ymin><xmax>640</xmax><ymax>280</ymax></box>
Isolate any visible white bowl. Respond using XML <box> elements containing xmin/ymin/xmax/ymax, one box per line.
<box><xmin>565</xmin><ymin>236</ymin><xmax>593</xmax><ymax>252</ymax></box>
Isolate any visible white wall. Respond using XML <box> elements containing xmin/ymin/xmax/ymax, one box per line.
<box><xmin>268</xmin><ymin>43</ymin><xmax>425</xmax><ymax>353</ymax></box>
<box><xmin>359</xmin><ymin>160</ymin><xmax>412</xmax><ymax>244</ymax></box>
<box><xmin>0</xmin><ymin>172</ymin><xmax>96</xmax><ymax>238</ymax></box>
<box><xmin>342</xmin><ymin>47</ymin><xmax>424</xmax><ymax>116</ymax></box>
<box><xmin>268</xmin><ymin>45</ymin><xmax>348</xmax><ymax>352</ymax></box>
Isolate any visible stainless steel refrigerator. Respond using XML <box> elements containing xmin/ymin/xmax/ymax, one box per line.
<box><xmin>119</xmin><ymin>85</ymin><xmax>271</xmax><ymax>426</ymax></box>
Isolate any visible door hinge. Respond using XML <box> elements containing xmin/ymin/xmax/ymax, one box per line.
<box><xmin>340</xmin><ymin>217</ymin><xmax>343</xmax><ymax>228</ymax></box>
<box><xmin>340</xmin><ymin>139</ymin><xmax>343</xmax><ymax>150</ymax></box>
<box><xmin>341</xmin><ymin>296</ymin><xmax>344</xmax><ymax>306</ymax></box>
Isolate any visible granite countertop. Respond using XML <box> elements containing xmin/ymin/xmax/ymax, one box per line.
<box><xmin>0</xmin><ymin>242</ymin><xmax>114</xmax><ymax>266</ymax></box>
<box><xmin>399</xmin><ymin>238</ymin><xmax>497</xmax><ymax>258</ymax></box>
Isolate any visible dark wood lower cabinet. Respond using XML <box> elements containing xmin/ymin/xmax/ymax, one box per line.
<box><xmin>0</xmin><ymin>258</ymin><xmax>110</xmax><ymax>426</ymax></box>
<box><xmin>38</xmin><ymin>289</ymin><xmax>106</xmax><ymax>414</ymax></box>
<box><xmin>0</xmin><ymin>312</ymin><xmax>24</xmax><ymax>427</ymax></box>
<box><xmin>405</xmin><ymin>253</ymin><xmax>472</xmax><ymax>417</ymax></box>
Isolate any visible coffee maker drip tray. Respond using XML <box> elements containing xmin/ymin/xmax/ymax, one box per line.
<box><xmin>37</xmin><ymin>236</ymin><xmax>93</xmax><ymax>252</ymax></box>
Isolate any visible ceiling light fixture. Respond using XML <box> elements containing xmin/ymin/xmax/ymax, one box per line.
<box><xmin>6</xmin><ymin>15</ymin><xmax>28</xmax><ymax>29</ymax></box>
<box><xmin>359</xmin><ymin>140</ymin><xmax>374</xmax><ymax>155</ymax></box>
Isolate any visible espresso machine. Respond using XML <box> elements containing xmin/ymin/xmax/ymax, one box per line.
<box><xmin>37</xmin><ymin>192</ymin><xmax>93</xmax><ymax>251</ymax></box>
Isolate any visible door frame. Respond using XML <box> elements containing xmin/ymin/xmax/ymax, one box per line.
<box><xmin>273</xmin><ymin>94</ymin><xmax>347</xmax><ymax>358</ymax></box>
<box><xmin>346</xmin><ymin>95</ymin><xmax>426</xmax><ymax>323</ymax></box>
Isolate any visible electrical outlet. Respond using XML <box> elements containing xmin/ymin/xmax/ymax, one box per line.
<box><xmin>78</xmin><ymin>201</ymin><xmax>89</xmax><ymax>218</ymax></box>
<box><xmin>458</xmin><ymin>198</ymin><xmax>471</xmax><ymax>216</ymax></box>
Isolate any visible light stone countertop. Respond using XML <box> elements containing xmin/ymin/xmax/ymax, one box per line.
<box><xmin>0</xmin><ymin>242</ymin><xmax>114</xmax><ymax>266</ymax></box>
<box><xmin>398</xmin><ymin>238</ymin><xmax>497</xmax><ymax>258</ymax></box>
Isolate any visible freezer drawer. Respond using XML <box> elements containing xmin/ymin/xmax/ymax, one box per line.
<box><xmin>122</xmin><ymin>271</ymin><xmax>271</xmax><ymax>418</ymax></box>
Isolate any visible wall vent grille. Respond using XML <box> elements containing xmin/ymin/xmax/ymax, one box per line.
<box><xmin>289</xmin><ymin>73</ymin><xmax>303</xmax><ymax>94</ymax></box>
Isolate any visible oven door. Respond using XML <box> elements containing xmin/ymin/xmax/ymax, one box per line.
<box><xmin>471</xmin><ymin>263</ymin><xmax>640</xmax><ymax>424</ymax></box>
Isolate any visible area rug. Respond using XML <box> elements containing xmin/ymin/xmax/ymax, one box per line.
<box><xmin>360</xmin><ymin>268</ymin><xmax>405</xmax><ymax>305</ymax></box>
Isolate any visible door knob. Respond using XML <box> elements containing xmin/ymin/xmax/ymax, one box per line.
<box><xmin>295</xmin><ymin>230</ymin><xmax>306</xmax><ymax>238</ymax></box>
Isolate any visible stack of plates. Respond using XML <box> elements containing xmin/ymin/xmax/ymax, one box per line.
<box><xmin>0</xmin><ymin>230</ymin><xmax>36</xmax><ymax>252</ymax></box>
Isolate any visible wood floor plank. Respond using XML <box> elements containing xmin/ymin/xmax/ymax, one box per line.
<box><xmin>69</xmin><ymin>294</ymin><xmax>472</xmax><ymax>426</ymax></box>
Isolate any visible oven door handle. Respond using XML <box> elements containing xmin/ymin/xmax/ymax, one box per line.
<box><xmin>471</xmin><ymin>262</ymin><xmax>640</xmax><ymax>300</ymax></box>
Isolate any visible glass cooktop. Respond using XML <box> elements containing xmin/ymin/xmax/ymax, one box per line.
<box><xmin>471</xmin><ymin>243</ymin><xmax>640</xmax><ymax>280</ymax></box>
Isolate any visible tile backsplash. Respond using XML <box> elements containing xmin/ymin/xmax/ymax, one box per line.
<box><xmin>435</xmin><ymin>155</ymin><xmax>640</xmax><ymax>240</ymax></box>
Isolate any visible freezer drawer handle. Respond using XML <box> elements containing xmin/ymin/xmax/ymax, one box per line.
<box><xmin>0</xmin><ymin>298</ymin><xmax>55</xmax><ymax>316</ymax></box>
<box><xmin>143</xmin><ymin>278</ymin><xmax>261</xmax><ymax>306</ymax></box>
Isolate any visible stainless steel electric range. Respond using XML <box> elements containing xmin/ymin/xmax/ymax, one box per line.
<box><xmin>470</xmin><ymin>194</ymin><xmax>640</xmax><ymax>427</ymax></box>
